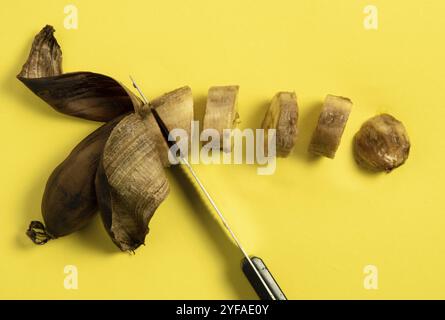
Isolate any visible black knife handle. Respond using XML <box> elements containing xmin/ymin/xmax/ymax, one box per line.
<box><xmin>241</xmin><ymin>256</ymin><xmax>287</xmax><ymax>300</ymax></box>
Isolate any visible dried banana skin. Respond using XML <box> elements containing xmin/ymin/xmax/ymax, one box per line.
<box><xmin>95</xmin><ymin>113</ymin><xmax>170</xmax><ymax>252</ymax></box>
<box><xmin>20</xmin><ymin>26</ymin><xmax>188</xmax><ymax>251</ymax></box>
<box><xmin>27</xmin><ymin>116</ymin><xmax>124</xmax><ymax>244</ymax></box>
<box><xmin>93</xmin><ymin>88</ymin><xmax>193</xmax><ymax>251</ymax></box>
<box><xmin>308</xmin><ymin>95</ymin><xmax>352</xmax><ymax>158</ymax></box>
<box><xmin>354</xmin><ymin>114</ymin><xmax>410</xmax><ymax>172</ymax></box>
<box><xmin>203</xmin><ymin>86</ymin><xmax>240</xmax><ymax>151</ymax></box>
<box><xmin>262</xmin><ymin>92</ymin><xmax>298</xmax><ymax>157</ymax></box>
<box><xmin>17</xmin><ymin>25</ymin><xmax>139</xmax><ymax>121</ymax></box>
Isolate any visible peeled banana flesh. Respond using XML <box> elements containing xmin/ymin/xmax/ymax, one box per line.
<box><xmin>308</xmin><ymin>94</ymin><xmax>352</xmax><ymax>158</ymax></box>
<box><xmin>261</xmin><ymin>92</ymin><xmax>299</xmax><ymax>157</ymax></box>
<box><xmin>203</xmin><ymin>85</ymin><xmax>240</xmax><ymax>152</ymax></box>
<box><xmin>149</xmin><ymin>86</ymin><xmax>194</xmax><ymax>166</ymax></box>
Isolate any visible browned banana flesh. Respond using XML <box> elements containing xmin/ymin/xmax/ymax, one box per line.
<box><xmin>149</xmin><ymin>86</ymin><xmax>194</xmax><ymax>167</ymax></box>
<box><xmin>354</xmin><ymin>114</ymin><xmax>410</xmax><ymax>172</ymax></box>
<box><xmin>26</xmin><ymin>115</ymin><xmax>125</xmax><ymax>244</ymax></box>
<box><xmin>308</xmin><ymin>95</ymin><xmax>352</xmax><ymax>158</ymax></box>
<box><xmin>262</xmin><ymin>92</ymin><xmax>298</xmax><ymax>157</ymax></box>
<box><xmin>17</xmin><ymin>25</ymin><xmax>141</xmax><ymax>121</ymax></box>
<box><xmin>203</xmin><ymin>86</ymin><xmax>240</xmax><ymax>152</ymax></box>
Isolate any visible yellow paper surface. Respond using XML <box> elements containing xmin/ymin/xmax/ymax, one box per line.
<box><xmin>0</xmin><ymin>0</ymin><xmax>444</xmax><ymax>299</ymax></box>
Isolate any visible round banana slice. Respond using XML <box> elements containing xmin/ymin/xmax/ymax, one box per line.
<box><xmin>261</xmin><ymin>92</ymin><xmax>298</xmax><ymax>157</ymax></box>
<box><xmin>203</xmin><ymin>85</ymin><xmax>240</xmax><ymax>152</ymax></box>
<box><xmin>354</xmin><ymin>114</ymin><xmax>410</xmax><ymax>172</ymax></box>
<box><xmin>308</xmin><ymin>94</ymin><xmax>352</xmax><ymax>158</ymax></box>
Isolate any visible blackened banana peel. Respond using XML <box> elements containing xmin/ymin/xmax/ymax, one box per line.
<box><xmin>20</xmin><ymin>25</ymin><xmax>193</xmax><ymax>252</ymax></box>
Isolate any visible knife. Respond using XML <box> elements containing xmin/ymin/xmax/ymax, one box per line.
<box><xmin>130</xmin><ymin>76</ymin><xmax>286</xmax><ymax>300</ymax></box>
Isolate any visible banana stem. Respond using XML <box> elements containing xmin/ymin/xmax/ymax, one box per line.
<box><xmin>26</xmin><ymin>221</ymin><xmax>53</xmax><ymax>245</ymax></box>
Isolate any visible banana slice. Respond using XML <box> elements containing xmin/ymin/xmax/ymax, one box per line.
<box><xmin>308</xmin><ymin>95</ymin><xmax>352</xmax><ymax>158</ymax></box>
<box><xmin>203</xmin><ymin>86</ymin><xmax>240</xmax><ymax>152</ymax></box>
<box><xmin>262</xmin><ymin>92</ymin><xmax>298</xmax><ymax>157</ymax></box>
<box><xmin>354</xmin><ymin>114</ymin><xmax>410</xmax><ymax>172</ymax></box>
<box><xmin>152</xmin><ymin>86</ymin><xmax>193</xmax><ymax>165</ymax></box>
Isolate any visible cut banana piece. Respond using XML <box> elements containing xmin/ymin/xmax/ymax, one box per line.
<box><xmin>151</xmin><ymin>86</ymin><xmax>194</xmax><ymax>138</ymax></box>
<box><xmin>354</xmin><ymin>114</ymin><xmax>410</xmax><ymax>172</ymax></box>
<box><xmin>203</xmin><ymin>86</ymin><xmax>240</xmax><ymax>152</ymax></box>
<box><xmin>143</xmin><ymin>86</ymin><xmax>194</xmax><ymax>167</ymax></box>
<box><xmin>261</xmin><ymin>92</ymin><xmax>298</xmax><ymax>157</ymax></box>
<box><xmin>308</xmin><ymin>94</ymin><xmax>352</xmax><ymax>158</ymax></box>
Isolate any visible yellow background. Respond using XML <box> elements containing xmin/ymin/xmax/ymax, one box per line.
<box><xmin>0</xmin><ymin>0</ymin><xmax>444</xmax><ymax>299</ymax></box>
